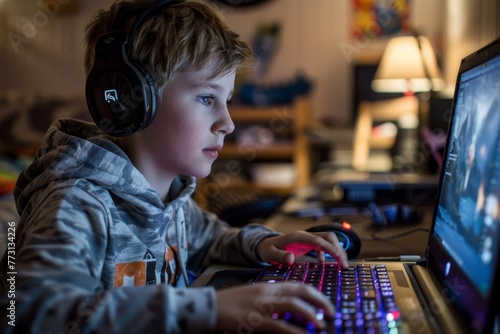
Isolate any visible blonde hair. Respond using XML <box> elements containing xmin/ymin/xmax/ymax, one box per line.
<box><xmin>84</xmin><ymin>1</ymin><xmax>253</xmax><ymax>95</ymax></box>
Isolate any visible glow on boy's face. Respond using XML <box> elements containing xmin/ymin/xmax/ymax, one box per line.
<box><xmin>144</xmin><ymin>58</ymin><xmax>236</xmax><ymax>180</ymax></box>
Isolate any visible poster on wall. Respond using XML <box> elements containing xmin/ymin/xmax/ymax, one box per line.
<box><xmin>352</xmin><ymin>0</ymin><xmax>411</xmax><ymax>40</ymax></box>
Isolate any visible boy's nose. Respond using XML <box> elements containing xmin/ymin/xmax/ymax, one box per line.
<box><xmin>214</xmin><ymin>108</ymin><xmax>235</xmax><ymax>135</ymax></box>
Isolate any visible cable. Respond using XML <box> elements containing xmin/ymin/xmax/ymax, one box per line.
<box><xmin>361</xmin><ymin>226</ymin><xmax>431</xmax><ymax>242</ymax></box>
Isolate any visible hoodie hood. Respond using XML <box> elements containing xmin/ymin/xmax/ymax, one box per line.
<box><xmin>14</xmin><ymin>118</ymin><xmax>197</xmax><ymax>287</ymax></box>
<box><xmin>15</xmin><ymin>119</ymin><xmax>195</xmax><ymax>216</ymax></box>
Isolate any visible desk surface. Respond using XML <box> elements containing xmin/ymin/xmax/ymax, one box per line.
<box><xmin>193</xmin><ymin>204</ymin><xmax>433</xmax><ymax>288</ymax></box>
<box><xmin>263</xmin><ymin>175</ymin><xmax>436</xmax><ymax>260</ymax></box>
<box><xmin>265</xmin><ymin>208</ymin><xmax>433</xmax><ymax>259</ymax></box>
<box><xmin>194</xmin><ymin>176</ymin><xmax>437</xmax><ymax>288</ymax></box>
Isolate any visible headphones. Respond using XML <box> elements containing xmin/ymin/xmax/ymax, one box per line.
<box><xmin>368</xmin><ymin>202</ymin><xmax>423</xmax><ymax>227</ymax></box>
<box><xmin>85</xmin><ymin>0</ymin><xmax>183</xmax><ymax>137</ymax></box>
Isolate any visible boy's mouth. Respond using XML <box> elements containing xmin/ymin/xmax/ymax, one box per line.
<box><xmin>203</xmin><ymin>145</ymin><xmax>222</xmax><ymax>159</ymax></box>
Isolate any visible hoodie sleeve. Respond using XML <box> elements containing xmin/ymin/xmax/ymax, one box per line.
<box><xmin>184</xmin><ymin>198</ymin><xmax>281</xmax><ymax>276</ymax></box>
<box><xmin>0</xmin><ymin>184</ymin><xmax>217</xmax><ymax>334</ymax></box>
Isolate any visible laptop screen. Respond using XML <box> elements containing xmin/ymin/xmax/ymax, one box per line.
<box><xmin>433</xmin><ymin>49</ymin><xmax>500</xmax><ymax>297</ymax></box>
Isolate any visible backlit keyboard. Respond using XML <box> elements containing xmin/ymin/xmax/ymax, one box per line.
<box><xmin>254</xmin><ymin>262</ymin><xmax>403</xmax><ymax>333</ymax></box>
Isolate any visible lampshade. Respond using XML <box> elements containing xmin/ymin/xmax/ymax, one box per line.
<box><xmin>371</xmin><ymin>35</ymin><xmax>444</xmax><ymax>93</ymax></box>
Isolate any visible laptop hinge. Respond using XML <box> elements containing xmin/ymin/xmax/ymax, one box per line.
<box><xmin>412</xmin><ymin>265</ymin><xmax>467</xmax><ymax>334</ymax></box>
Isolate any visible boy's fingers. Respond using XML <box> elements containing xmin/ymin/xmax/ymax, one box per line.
<box><xmin>317</xmin><ymin>250</ymin><xmax>326</xmax><ymax>262</ymax></box>
<box><xmin>284</xmin><ymin>252</ymin><xmax>295</xmax><ymax>265</ymax></box>
<box><xmin>316</xmin><ymin>233</ymin><xmax>349</xmax><ymax>268</ymax></box>
<box><xmin>272</xmin><ymin>284</ymin><xmax>335</xmax><ymax>324</ymax></box>
<box><xmin>262</xmin><ymin>248</ymin><xmax>295</xmax><ymax>265</ymax></box>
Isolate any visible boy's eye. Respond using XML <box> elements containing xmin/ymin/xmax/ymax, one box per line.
<box><xmin>198</xmin><ymin>95</ymin><xmax>213</xmax><ymax>105</ymax></box>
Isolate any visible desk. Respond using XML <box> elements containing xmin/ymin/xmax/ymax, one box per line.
<box><xmin>193</xmin><ymin>198</ymin><xmax>434</xmax><ymax>290</ymax></box>
<box><xmin>265</xmin><ymin>208</ymin><xmax>433</xmax><ymax>259</ymax></box>
<box><xmin>193</xmin><ymin>174</ymin><xmax>437</xmax><ymax>288</ymax></box>
<box><xmin>262</xmin><ymin>171</ymin><xmax>438</xmax><ymax>259</ymax></box>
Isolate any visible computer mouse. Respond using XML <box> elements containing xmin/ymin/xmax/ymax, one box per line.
<box><xmin>306</xmin><ymin>222</ymin><xmax>361</xmax><ymax>259</ymax></box>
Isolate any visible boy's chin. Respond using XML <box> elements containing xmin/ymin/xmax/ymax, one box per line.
<box><xmin>190</xmin><ymin>169</ymin><xmax>212</xmax><ymax>179</ymax></box>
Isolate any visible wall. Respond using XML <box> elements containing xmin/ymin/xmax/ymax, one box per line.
<box><xmin>218</xmin><ymin>0</ymin><xmax>446</xmax><ymax>124</ymax></box>
<box><xmin>0</xmin><ymin>0</ymin><xmax>116</xmax><ymax>97</ymax></box>
<box><xmin>0</xmin><ymin>0</ymin><xmax>447</xmax><ymax>125</ymax></box>
<box><xmin>443</xmin><ymin>0</ymin><xmax>500</xmax><ymax>92</ymax></box>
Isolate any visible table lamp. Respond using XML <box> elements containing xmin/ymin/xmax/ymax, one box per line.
<box><xmin>370</xmin><ymin>34</ymin><xmax>444</xmax><ymax>172</ymax></box>
<box><xmin>371</xmin><ymin>35</ymin><xmax>444</xmax><ymax>94</ymax></box>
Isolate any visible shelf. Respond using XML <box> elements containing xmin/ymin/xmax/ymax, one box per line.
<box><xmin>368</xmin><ymin>136</ymin><xmax>396</xmax><ymax>149</ymax></box>
<box><xmin>219</xmin><ymin>143</ymin><xmax>295</xmax><ymax>159</ymax></box>
<box><xmin>229</xmin><ymin>106</ymin><xmax>295</xmax><ymax>123</ymax></box>
<box><xmin>212</xmin><ymin>180</ymin><xmax>294</xmax><ymax>194</ymax></box>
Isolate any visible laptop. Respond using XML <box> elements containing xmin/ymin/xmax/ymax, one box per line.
<box><xmin>203</xmin><ymin>39</ymin><xmax>500</xmax><ymax>333</ymax></box>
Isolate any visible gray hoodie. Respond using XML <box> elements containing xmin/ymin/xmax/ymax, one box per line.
<box><xmin>0</xmin><ymin>119</ymin><xmax>278</xmax><ymax>333</ymax></box>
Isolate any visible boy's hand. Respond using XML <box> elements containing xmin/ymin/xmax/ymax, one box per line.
<box><xmin>216</xmin><ymin>282</ymin><xmax>334</xmax><ymax>333</ymax></box>
<box><xmin>256</xmin><ymin>231</ymin><xmax>349</xmax><ymax>269</ymax></box>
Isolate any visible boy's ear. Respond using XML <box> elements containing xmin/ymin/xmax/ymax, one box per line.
<box><xmin>85</xmin><ymin>0</ymin><xmax>184</xmax><ymax>137</ymax></box>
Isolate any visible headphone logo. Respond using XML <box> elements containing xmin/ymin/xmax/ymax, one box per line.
<box><xmin>103</xmin><ymin>35</ymin><xmax>117</xmax><ymax>45</ymax></box>
<box><xmin>104</xmin><ymin>89</ymin><xmax>118</xmax><ymax>103</ymax></box>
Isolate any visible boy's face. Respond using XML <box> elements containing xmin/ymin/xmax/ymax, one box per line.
<box><xmin>142</xmin><ymin>58</ymin><xmax>236</xmax><ymax>180</ymax></box>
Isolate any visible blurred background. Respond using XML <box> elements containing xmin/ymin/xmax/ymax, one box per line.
<box><xmin>0</xmin><ymin>0</ymin><xmax>499</xmax><ymax>214</ymax></box>
<box><xmin>1</xmin><ymin>0</ymin><xmax>498</xmax><ymax>119</ymax></box>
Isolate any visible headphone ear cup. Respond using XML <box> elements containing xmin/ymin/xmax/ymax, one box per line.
<box><xmin>369</xmin><ymin>203</ymin><xmax>423</xmax><ymax>227</ymax></box>
<box><xmin>368</xmin><ymin>202</ymin><xmax>388</xmax><ymax>226</ymax></box>
<box><xmin>130</xmin><ymin>60</ymin><xmax>157</xmax><ymax>128</ymax></box>
<box><xmin>86</xmin><ymin>31</ymin><xmax>157</xmax><ymax>136</ymax></box>
<box><xmin>383</xmin><ymin>205</ymin><xmax>399</xmax><ymax>226</ymax></box>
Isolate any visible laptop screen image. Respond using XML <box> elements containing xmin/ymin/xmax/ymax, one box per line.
<box><xmin>434</xmin><ymin>53</ymin><xmax>500</xmax><ymax>295</ymax></box>
<box><xmin>427</xmin><ymin>39</ymin><xmax>500</xmax><ymax>333</ymax></box>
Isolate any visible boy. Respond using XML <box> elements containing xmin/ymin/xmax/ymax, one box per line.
<box><xmin>0</xmin><ymin>1</ymin><xmax>348</xmax><ymax>333</ymax></box>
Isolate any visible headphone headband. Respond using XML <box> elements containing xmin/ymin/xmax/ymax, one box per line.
<box><xmin>111</xmin><ymin>0</ymin><xmax>180</xmax><ymax>43</ymax></box>
<box><xmin>86</xmin><ymin>0</ymin><xmax>184</xmax><ymax>136</ymax></box>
